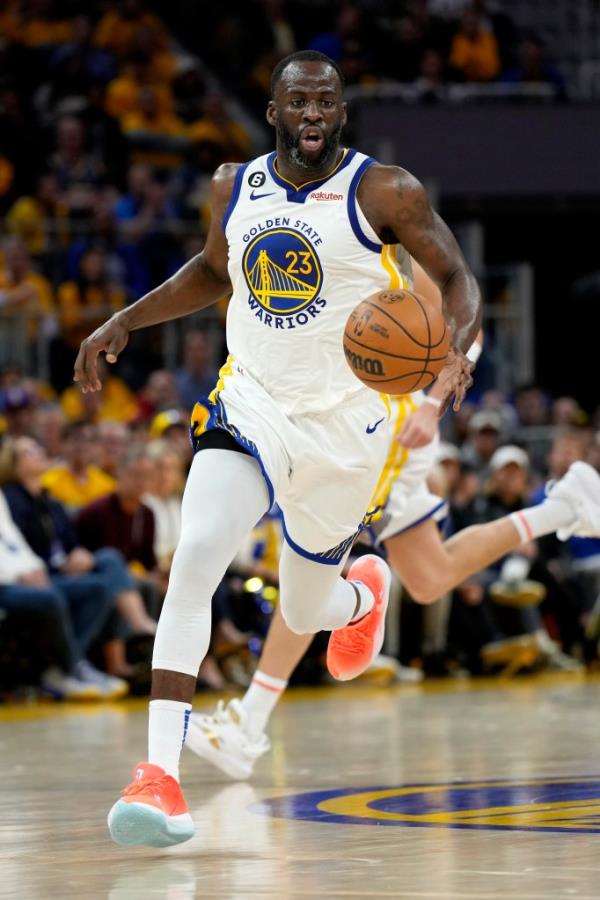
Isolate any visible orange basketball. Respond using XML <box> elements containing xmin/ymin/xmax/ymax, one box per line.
<box><xmin>343</xmin><ymin>288</ymin><xmax>450</xmax><ymax>394</ymax></box>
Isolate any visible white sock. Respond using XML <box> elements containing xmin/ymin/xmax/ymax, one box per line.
<box><xmin>241</xmin><ymin>670</ymin><xmax>287</xmax><ymax>739</ymax></box>
<box><xmin>349</xmin><ymin>580</ymin><xmax>374</xmax><ymax>622</ymax></box>
<box><xmin>510</xmin><ymin>496</ymin><xmax>576</xmax><ymax>543</ymax></box>
<box><xmin>148</xmin><ymin>699</ymin><xmax>192</xmax><ymax>781</ymax></box>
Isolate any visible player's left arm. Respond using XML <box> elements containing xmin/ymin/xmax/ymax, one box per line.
<box><xmin>360</xmin><ymin>165</ymin><xmax>482</xmax><ymax>411</ymax></box>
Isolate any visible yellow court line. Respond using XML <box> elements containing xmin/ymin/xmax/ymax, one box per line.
<box><xmin>0</xmin><ymin>669</ymin><xmax>594</xmax><ymax>723</ymax></box>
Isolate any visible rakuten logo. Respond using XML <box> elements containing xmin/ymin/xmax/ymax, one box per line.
<box><xmin>310</xmin><ymin>191</ymin><xmax>343</xmax><ymax>201</ymax></box>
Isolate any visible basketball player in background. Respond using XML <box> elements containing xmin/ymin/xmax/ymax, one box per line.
<box><xmin>77</xmin><ymin>49</ymin><xmax>498</xmax><ymax>847</ymax></box>
<box><xmin>186</xmin><ymin>262</ymin><xmax>600</xmax><ymax>779</ymax></box>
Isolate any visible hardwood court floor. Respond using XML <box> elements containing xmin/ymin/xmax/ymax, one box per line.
<box><xmin>3</xmin><ymin>672</ymin><xmax>600</xmax><ymax>899</ymax></box>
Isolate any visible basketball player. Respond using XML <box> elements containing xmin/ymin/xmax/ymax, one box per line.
<box><xmin>185</xmin><ymin>263</ymin><xmax>600</xmax><ymax>780</ymax></box>
<box><xmin>75</xmin><ymin>50</ymin><xmax>485</xmax><ymax>847</ymax></box>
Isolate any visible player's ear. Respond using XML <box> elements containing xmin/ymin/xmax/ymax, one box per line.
<box><xmin>341</xmin><ymin>101</ymin><xmax>347</xmax><ymax>128</ymax></box>
<box><xmin>266</xmin><ymin>101</ymin><xmax>277</xmax><ymax>126</ymax></box>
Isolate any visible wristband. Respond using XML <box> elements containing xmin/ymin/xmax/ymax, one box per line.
<box><xmin>423</xmin><ymin>395</ymin><xmax>442</xmax><ymax>409</ymax></box>
<box><xmin>467</xmin><ymin>342</ymin><xmax>482</xmax><ymax>364</ymax></box>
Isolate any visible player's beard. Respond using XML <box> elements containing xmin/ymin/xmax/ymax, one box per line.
<box><xmin>276</xmin><ymin>120</ymin><xmax>343</xmax><ymax>171</ymax></box>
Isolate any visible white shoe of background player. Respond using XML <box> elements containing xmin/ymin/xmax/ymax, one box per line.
<box><xmin>186</xmin><ymin>698</ymin><xmax>270</xmax><ymax>780</ymax></box>
<box><xmin>547</xmin><ymin>461</ymin><xmax>600</xmax><ymax>540</ymax></box>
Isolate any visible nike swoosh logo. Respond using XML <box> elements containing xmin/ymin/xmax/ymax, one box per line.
<box><xmin>366</xmin><ymin>417</ymin><xmax>385</xmax><ymax>434</ymax></box>
<box><xmin>250</xmin><ymin>190</ymin><xmax>276</xmax><ymax>200</ymax></box>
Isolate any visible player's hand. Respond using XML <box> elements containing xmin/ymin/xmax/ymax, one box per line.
<box><xmin>398</xmin><ymin>401</ymin><xmax>439</xmax><ymax>449</ymax></box>
<box><xmin>73</xmin><ymin>315</ymin><xmax>130</xmax><ymax>392</ymax></box>
<box><xmin>435</xmin><ymin>348</ymin><xmax>474</xmax><ymax>416</ymax></box>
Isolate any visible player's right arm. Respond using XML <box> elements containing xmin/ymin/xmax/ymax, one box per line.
<box><xmin>73</xmin><ymin>164</ymin><xmax>239</xmax><ymax>392</ymax></box>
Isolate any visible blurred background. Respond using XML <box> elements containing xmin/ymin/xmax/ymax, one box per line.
<box><xmin>1</xmin><ymin>0</ymin><xmax>599</xmax><ymax>702</ymax></box>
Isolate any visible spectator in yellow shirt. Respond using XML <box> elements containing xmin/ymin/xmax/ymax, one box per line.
<box><xmin>188</xmin><ymin>93</ymin><xmax>252</xmax><ymax>163</ymax></box>
<box><xmin>60</xmin><ymin>357</ymin><xmax>140</xmax><ymax>425</ymax></box>
<box><xmin>18</xmin><ymin>0</ymin><xmax>73</xmax><ymax>47</ymax></box>
<box><xmin>41</xmin><ymin>421</ymin><xmax>116</xmax><ymax>514</ymax></box>
<box><xmin>0</xmin><ymin>236</ymin><xmax>55</xmax><ymax>341</ymax></box>
<box><xmin>94</xmin><ymin>0</ymin><xmax>168</xmax><ymax>60</ymax></box>
<box><xmin>56</xmin><ymin>245</ymin><xmax>125</xmax><ymax>351</ymax></box>
<box><xmin>105</xmin><ymin>55</ymin><xmax>174</xmax><ymax>121</ymax></box>
<box><xmin>122</xmin><ymin>86</ymin><xmax>188</xmax><ymax>169</ymax></box>
<box><xmin>6</xmin><ymin>171</ymin><xmax>70</xmax><ymax>259</ymax></box>
<box><xmin>449</xmin><ymin>9</ymin><xmax>500</xmax><ymax>82</ymax></box>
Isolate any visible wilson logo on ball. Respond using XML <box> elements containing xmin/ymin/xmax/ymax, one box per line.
<box><xmin>344</xmin><ymin>347</ymin><xmax>385</xmax><ymax>376</ymax></box>
<box><xmin>342</xmin><ymin>288</ymin><xmax>450</xmax><ymax>395</ymax></box>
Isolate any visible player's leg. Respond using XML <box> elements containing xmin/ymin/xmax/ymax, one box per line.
<box><xmin>108</xmin><ymin>448</ymin><xmax>270</xmax><ymax>847</ymax></box>
<box><xmin>386</xmin><ymin>516</ymin><xmax>518</xmax><ymax>604</ymax></box>
<box><xmin>278</xmin><ymin>543</ymin><xmax>390</xmax><ymax>682</ymax></box>
<box><xmin>186</xmin><ymin>606</ymin><xmax>313</xmax><ymax>778</ymax></box>
<box><xmin>386</xmin><ymin>461</ymin><xmax>600</xmax><ymax>604</ymax></box>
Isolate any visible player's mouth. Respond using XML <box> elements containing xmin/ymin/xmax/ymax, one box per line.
<box><xmin>299</xmin><ymin>127</ymin><xmax>325</xmax><ymax>153</ymax></box>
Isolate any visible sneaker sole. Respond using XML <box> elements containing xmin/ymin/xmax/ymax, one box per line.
<box><xmin>99</xmin><ymin>683</ymin><xmax>130</xmax><ymax>701</ymax></box>
<box><xmin>107</xmin><ymin>800</ymin><xmax>195</xmax><ymax>848</ymax></box>
<box><xmin>329</xmin><ymin>556</ymin><xmax>392</xmax><ymax>682</ymax></box>
<box><xmin>185</xmin><ymin>721</ymin><xmax>253</xmax><ymax>780</ymax></box>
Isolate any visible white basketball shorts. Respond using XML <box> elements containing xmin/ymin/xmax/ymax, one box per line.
<box><xmin>190</xmin><ymin>356</ymin><xmax>390</xmax><ymax>564</ymax></box>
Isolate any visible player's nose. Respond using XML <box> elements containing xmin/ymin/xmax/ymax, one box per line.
<box><xmin>302</xmin><ymin>100</ymin><xmax>322</xmax><ymax>122</ymax></box>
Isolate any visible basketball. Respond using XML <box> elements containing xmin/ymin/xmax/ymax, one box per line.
<box><xmin>343</xmin><ymin>288</ymin><xmax>450</xmax><ymax>394</ymax></box>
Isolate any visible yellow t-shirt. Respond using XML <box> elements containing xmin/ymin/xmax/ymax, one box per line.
<box><xmin>56</xmin><ymin>280</ymin><xmax>125</xmax><ymax>347</ymax></box>
<box><xmin>0</xmin><ymin>268</ymin><xmax>54</xmax><ymax>338</ymax></box>
<box><xmin>450</xmin><ymin>32</ymin><xmax>500</xmax><ymax>81</ymax></box>
<box><xmin>60</xmin><ymin>377</ymin><xmax>140</xmax><ymax>424</ymax></box>
<box><xmin>123</xmin><ymin>111</ymin><xmax>188</xmax><ymax>168</ymax></box>
<box><xmin>105</xmin><ymin>76</ymin><xmax>173</xmax><ymax>119</ymax></box>
<box><xmin>94</xmin><ymin>10</ymin><xmax>167</xmax><ymax>57</ymax></box>
<box><xmin>41</xmin><ymin>465</ymin><xmax>116</xmax><ymax>510</ymax></box>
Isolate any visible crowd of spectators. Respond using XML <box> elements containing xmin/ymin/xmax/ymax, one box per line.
<box><xmin>0</xmin><ymin>2</ymin><xmax>593</xmax><ymax>701</ymax></box>
<box><xmin>182</xmin><ymin>0</ymin><xmax>566</xmax><ymax>110</ymax></box>
<box><xmin>2</xmin><ymin>342</ymin><xmax>600</xmax><ymax>699</ymax></box>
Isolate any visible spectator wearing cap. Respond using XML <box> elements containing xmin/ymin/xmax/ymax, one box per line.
<box><xmin>435</xmin><ymin>442</ymin><xmax>461</xmax><ymax>492</ymax></box>
<box><xmin>461</xmin><ymin>409</ymin><xmax>503</xmax><ymax>473</ymax></box>
<box><xmin>452</xmin><ymin>444</ymin><xmax>582</xmax><ymax>669</ymax></box>
<box><xmin>0</xmin><ymin>387</ymin><xmax>36</xmax><ymax>438</ymax></box>
<box><xmin>175</xmin><ymin>329</ymin><xmax>218</xmax><ymax>412</ymax></box>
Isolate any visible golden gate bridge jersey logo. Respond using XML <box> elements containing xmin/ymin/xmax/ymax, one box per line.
<box><xmin>242</xmin><ymin>228</ymin><xmax>323</xmax><ymax>322</ymax></box>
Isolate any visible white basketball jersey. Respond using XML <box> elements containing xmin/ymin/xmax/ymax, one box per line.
<box><xmin>223</xmin><ymin>148</ymin><xmax>412</xmax><ymax>415</ymax></box>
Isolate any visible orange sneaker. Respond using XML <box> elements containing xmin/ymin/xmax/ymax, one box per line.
<box><xmin>107</xmin><ymin>762</ymin><xmax>195</xmax><ymax>847</ymax></box>
<box><xmin>327</xmin><ymin>554</ymin><xmax>391</xmax><ymax>681</ymax></box>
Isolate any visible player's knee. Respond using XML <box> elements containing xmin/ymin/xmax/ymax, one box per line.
<box><xmin>279</xmin><ymin>598</ymin><xmax>313</xmax><ymax>635</ymax></box>
<box><xmin>406</xmin><ymin>573</ymin><xmax>445</xmax><ymax>605</ymax></box>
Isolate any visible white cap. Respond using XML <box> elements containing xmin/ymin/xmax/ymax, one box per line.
<box><xmin>489</xmin><ymin>445</ymin><xmax>530</xmax><ymax>472</ymax></box>
<box><xmin>468</xmin><ymin>410</ymin><xmax>503</xmax><ymax>433</ymax></box>
<box><xmin>435</xmin><ymin>442</ymin><xmax>460</xmax><ymax>464</ymax></box>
